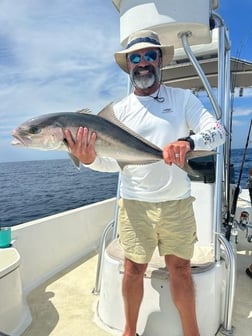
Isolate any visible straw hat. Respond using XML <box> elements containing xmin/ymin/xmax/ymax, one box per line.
<box><xmin>114</xmin><ymin>30</ymin><xmax>174</xmax><ymax>73</ymax></box>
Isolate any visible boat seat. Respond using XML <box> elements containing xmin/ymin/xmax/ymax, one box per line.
<box><xmin>99</xmin><ymin>240</ymin><xmax>223</xmax><ymax>335</ymax></box>
<box><xmin>106</xmin><ymin>239</ymin><xmax>215</xmax><ymax>278</ymax></box>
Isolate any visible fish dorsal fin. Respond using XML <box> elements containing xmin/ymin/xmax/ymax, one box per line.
<box><xmin>76</xmin><ymin>108</ymin><xmax>93</xmax><ymax>114</ymax></box>
<box><xmin>98</xmin><ymin>102</ymin><xmax>139</xmax><ymax>133</ymax></box>
<box><xmin>98</xmin><ymin>102</ymin><xmax>162</xmax><ymax>152</ymax></box>
<box><xmin>97</xmin><ymin>102</ymin><xmax>115</xmax><ymax>120</ymax></box>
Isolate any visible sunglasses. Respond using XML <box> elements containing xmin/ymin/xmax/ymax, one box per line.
<box><xmin>128</xmin><ymin>50</ymin><xmax>159</xmax><ymax>64</ymax></box>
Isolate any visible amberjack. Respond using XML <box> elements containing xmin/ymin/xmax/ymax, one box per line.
<box><xmin>11</xmin><ymin>103</ymin><xmax>216</xmax><ymax>176</ymax></box>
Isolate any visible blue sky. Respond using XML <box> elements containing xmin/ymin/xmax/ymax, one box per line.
<box><xmin>0</xmin><ymin>0</ymin><xmax>252</xmax><ymax>163</ymax></box>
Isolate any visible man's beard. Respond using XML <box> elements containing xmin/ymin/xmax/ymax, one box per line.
<box><xmin>130</xmin><ymin>64</ymin><xmax>161</xmax><ymax>90</ymax></box>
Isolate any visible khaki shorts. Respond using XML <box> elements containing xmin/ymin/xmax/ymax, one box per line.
<box><xmin>118</xmin><ymin>197</ymin><xmax>197</xmax><ymax>264</ymax></box>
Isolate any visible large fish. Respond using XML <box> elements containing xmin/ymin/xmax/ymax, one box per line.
<box><xmin>11</xmin><ymin>103</ymin><xmax>216</xmax><ymax>177</ymax></box>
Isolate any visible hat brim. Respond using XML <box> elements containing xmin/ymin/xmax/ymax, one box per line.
<box><xmin>114</xmin><ymin>43</ymin><xmax>174</xmax><ymax>73</ymax></box>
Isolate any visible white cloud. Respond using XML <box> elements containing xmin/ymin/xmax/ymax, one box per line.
<box><xmin>0</xmin><ymin>0</ymin><xmax>129</xmax><ymax>162</ymax></box>
<box><xmin>232</xmin><ymin>106</ymin><xmax>252</xmax><ymax>118</ymax></box>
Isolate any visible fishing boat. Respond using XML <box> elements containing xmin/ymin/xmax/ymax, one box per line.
<box><xmin>0</xmin><ymin>1</ymin><xmax>251</xmax><ymax>335</ymax></box>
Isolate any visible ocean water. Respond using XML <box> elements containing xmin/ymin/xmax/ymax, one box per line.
<box><xmin>0</xmin><ymin>148</ymin><xmax>251</xmax><ymax>227</ymax></box>
<box><xmin>231</xmin><ymin>147</ymin><xmax>252</xmax><ymax>185</ymax></box>
<box><xmin>0</xmin><ymin>160</ymin><xmax>118</xmax><ymax>227</ymax></box>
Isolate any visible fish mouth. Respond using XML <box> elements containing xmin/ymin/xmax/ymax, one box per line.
<box><xmin>11</xmin><ymin>130</ymin><xmax>32</xmax><ymax>146</ymax></box>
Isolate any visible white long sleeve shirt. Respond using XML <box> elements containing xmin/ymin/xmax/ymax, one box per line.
<box><xmin>86</xmin><ymin>85</ymin><xmax>225</xmax><ymax>202</ymax></box>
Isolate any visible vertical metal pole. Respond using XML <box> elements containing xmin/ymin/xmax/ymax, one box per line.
<box><xmin>111</xmin><ymin>174</ymin><xmax>121</xmax><ymax>239</ymax></box>
<box><xmin>218</xmin><ymin>234</ymin><xmax>236</xmax><ymax>334</ymax></box>
<box><xmin>214</xmin><ymin>24</ymin><xmax>225</xmax><ymax>261</ymax></box>
<box><xmin>224</xmin><ymin>31</ymin><xmax>232</xmax><ymax>222</ymax></box>
<box><xmin>92</xmin><ymin>219</ymin><xmax>114</xmax><ymax>295</ymax></box>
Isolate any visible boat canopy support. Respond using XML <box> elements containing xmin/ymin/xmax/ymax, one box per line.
<box><xmin>92</xmin><ymin>219</ymin><xmax>114</xmax><ymax>295</ymax></box>
<box><xmin>179</xmin><ymin>31</ymin><xmax>222</xmax><ymax>120</ymax></box>
<box><xmin>217</xmin><ymin>234</ymin><xmax>236</xmax><ymax>335</ymax></box>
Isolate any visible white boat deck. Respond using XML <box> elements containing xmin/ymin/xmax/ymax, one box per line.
<box><xmin>21</xmin><ymin>232</ymin><xmax>252</xmax><ymax>336</ymax></box>
<box><xmin>21</xmin><ymin>252</ymin><xmax>111</xmax><ymax>336</ymax></box>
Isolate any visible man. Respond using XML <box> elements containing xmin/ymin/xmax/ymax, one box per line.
<box><xmin>64</xmin><ymin>30</ymin><xmax>225</xmax><ymax>336</ymax></box>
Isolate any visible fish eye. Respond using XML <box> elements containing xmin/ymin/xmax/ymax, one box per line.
<box><xmin>30</xmin><ymin>126</ymin><xmax>41</xmax><ymax>134</ymax></box>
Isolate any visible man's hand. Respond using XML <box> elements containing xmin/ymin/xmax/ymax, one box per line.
<box><xmin>163</xmin><ymin>140</ymin><xmax>191</xmax><ymax>167</ymax></box>
<box><xmin>64</xmin><ymin>127</ymin><xmax>97</xmax><ymax>165</ymax></box>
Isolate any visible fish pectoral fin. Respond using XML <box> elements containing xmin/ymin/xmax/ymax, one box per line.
<box><xmin>68</xmin><ymin>153</ymin><xmax>81</xmax><ymax>169</ymax></box>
